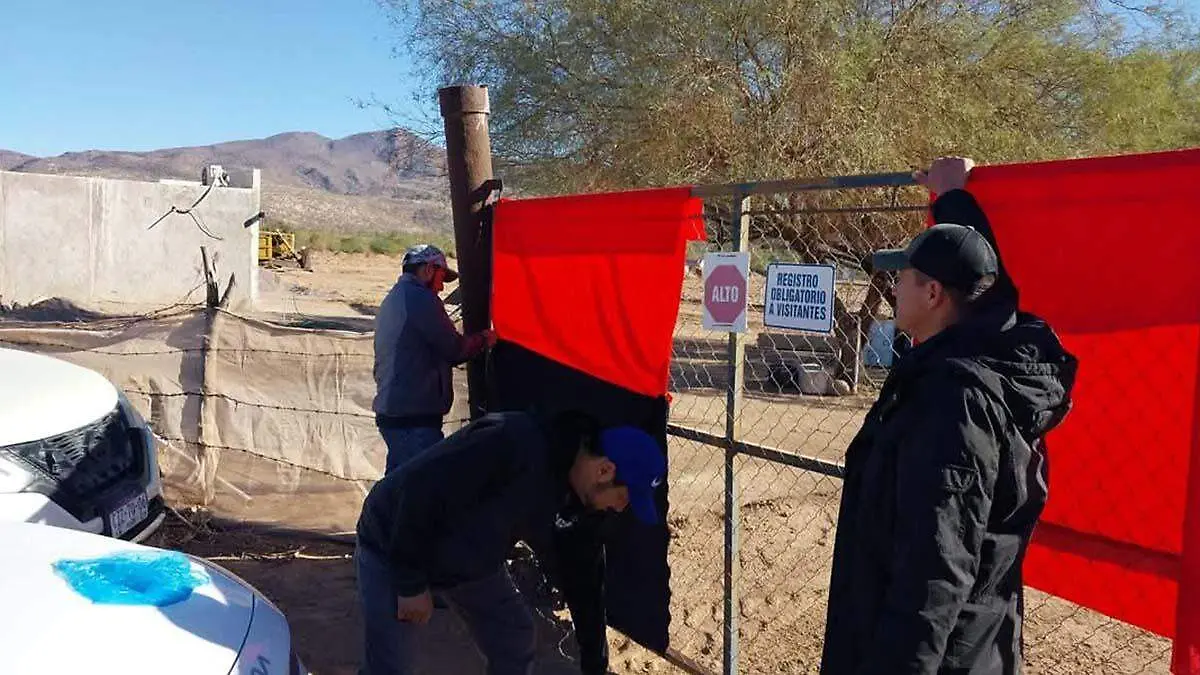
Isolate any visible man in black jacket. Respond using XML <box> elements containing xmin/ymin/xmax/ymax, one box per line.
<box><xmin>820</xmin><ymin>157</ymin><xmax>1078</xmax><ymax>675</ymax></box>
<box><xmin>355</xmin><ymin>409</ymin><xmax>666</xmax><ymax>675</ymax></box>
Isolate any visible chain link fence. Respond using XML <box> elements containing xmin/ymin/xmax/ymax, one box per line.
<box><xmin>659</xmin><ymin>177</ymin><xmax>1174</xmax><ymax>674</ymax></box>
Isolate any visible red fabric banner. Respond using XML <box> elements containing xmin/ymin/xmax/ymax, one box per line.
<box><xmin>965</xmin><ymin>149</ymin><xmax>1200</xmax><ymax>672</ymax></box>
<box><xmin>491</xmin><ymin>187</ymin><xmax>705</xmax><ymax>398</ymax></box>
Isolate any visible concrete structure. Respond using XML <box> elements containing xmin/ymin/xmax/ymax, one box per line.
<box><xmin>0</xmin><ymin>168</ymin><xmax>260</xmax><ymax>309</ymax></box>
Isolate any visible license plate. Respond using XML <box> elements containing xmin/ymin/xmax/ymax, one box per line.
<box><xmin>108</xmin><ymin>492</ymin><xmax>149</xmax><ymax>538</ymax></box>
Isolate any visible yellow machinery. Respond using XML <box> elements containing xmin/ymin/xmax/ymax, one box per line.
<box><xmin>258</xmin><ymin>230</ymin><xmax>297</xmax><ymax>262</ymax></box>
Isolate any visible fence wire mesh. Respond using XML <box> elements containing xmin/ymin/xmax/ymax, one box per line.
<box><xmin>661</xmin><ymin>182</ymin><xmax>1174</xmax><ymax>674</ymax></box>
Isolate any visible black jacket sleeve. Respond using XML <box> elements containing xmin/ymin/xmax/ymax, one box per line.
<box><xmin>856</xmin><ymin>380</ymin><xmax>1001</xmax><ymax>675</ymax></box>
<box><xmin>931</xmin><ymin>189</ymin><xmax>1019</xmax><ymax>308</ymax></box>
<box><xmin>385</xmin><ymin>421</ymin><xmax>521</xmax><ymax>595</ymax></box>
<box><xmin>553</xmin><ymin>516</ymin><xmax>610</xmax><ymax>675</ymax></box>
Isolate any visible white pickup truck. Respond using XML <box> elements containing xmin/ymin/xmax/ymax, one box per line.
<box><xmin>0</xmin><ymin>346</ymin><xmax>165</xmax><ymax>540</ymax></box>
<box><xmin>0</xmin><ymin>521</ymin><xmax>306</xmax><ymax>674</ymax></box>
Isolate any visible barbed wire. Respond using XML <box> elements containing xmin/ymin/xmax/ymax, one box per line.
<box><xmin>127</xmin><ymin>389</ymin><xmax>376</xmax><ymax>418</ymax></box>
<box><xmin>158</xmin><ymin>435</ymin><xmax>361</xmax><ymax>482</ymax></box>
<box><xmin>0</xmin><ymin>338</ymin><xmax>378</xmax><ymax>358</ymax></box>
<box><xmin>141</xmin><ymin>391</ymin><xmax>473</xmax><ymax>430</ymax></box>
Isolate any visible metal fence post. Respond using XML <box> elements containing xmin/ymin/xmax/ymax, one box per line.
<box><xmin>723</xmin><ymin>191</ymin><xmax>750</xmax><ymax>675</ymax></box>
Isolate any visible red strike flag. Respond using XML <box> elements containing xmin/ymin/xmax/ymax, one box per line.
<box><xmin>965</xmin><ymin>148</ymin><xmax>1200</xmax><ymax>673</ymax></box>
<box><xmin>491</xmin><ymin>186</ymin><xmax>706</xmax><ymax>398</ymax></box>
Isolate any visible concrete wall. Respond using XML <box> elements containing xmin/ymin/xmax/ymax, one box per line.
<box><xmin>0</xmin><ymin>169</ymin><xmax>260</xmax><ymax>309</ymax></box>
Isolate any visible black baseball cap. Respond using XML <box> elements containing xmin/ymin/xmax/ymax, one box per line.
<box><xmin>872</xmin><ymin>223</ymin><xmax>998</xmax><ymax>294</ymax></box>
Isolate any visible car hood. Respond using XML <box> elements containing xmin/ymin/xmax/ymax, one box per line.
<box><xmin>0</xmin><ymin>348</ymin><xmax>120</xmax><ymax>447</ymax></box>
<box><xmin>0</xmin><ymin>522</ymin><xmax>255</xmax><ymax>675</ymax></box>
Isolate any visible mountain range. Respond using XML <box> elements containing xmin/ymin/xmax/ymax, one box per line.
<box><xmin>0</xmin><ymin>130</ymin><xmax>453</xmax><ymax>233</ymax></box>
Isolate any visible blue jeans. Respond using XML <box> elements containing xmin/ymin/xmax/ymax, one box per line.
<box><xmin>356</xmin><ymin>545</ymin><xmax>535</xmax><ymax>675</ymax></box>
<box><xmin>379</xmin><ymin>425</ymin><xmax>443</xmax><ymax>474</ymax></box>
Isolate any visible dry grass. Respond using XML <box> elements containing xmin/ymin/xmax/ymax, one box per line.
<box><xmin>283</xmin><ymin>229</ymin><xmax>456</xmax><ymax>257</ymax></box>
<box><xmin>262</xmin><ymin>184</ymin><xmax>452</xmax><ymax>236</ymax></box>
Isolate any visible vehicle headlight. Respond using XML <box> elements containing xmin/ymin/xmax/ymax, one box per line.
<box><xmin>0</xmin><ymin>452</ymin><xmax>35</xmax><ymax>492</ymax></box>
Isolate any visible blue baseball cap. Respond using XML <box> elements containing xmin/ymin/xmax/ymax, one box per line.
<box><xmin>599</xmin><ymin>426</ymin><xmax>667</xmax><ymax>525</ymax></box>
<box><xmin>402</xmin><ymin>244</ymin><xmax>459</xmax><ymax>281</ymax></box>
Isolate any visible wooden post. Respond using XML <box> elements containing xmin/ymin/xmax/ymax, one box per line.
<box><xmin>195</xmin><ymin>247</ymin><xmax>220</xmax><ymax>504</ymax></box>
<box><xmin>200</xmin><ymin>246</ymin><xmax>220</xmax><ymax>308</ymax></box>
<box><xmin>218</xmin><ymin>273</ymin><xmax>237</xmax><ymax>309</ymax></box>
<box><xmin>439</xmin><ymin>85</ymin><xmax>495</xmax><ymax>420</ymax></box>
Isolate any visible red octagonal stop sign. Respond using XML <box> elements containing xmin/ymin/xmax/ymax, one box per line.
<box><xmin>705</xmin><ymin>263</ymin><xmax>747</xmax><ymax>324</ymax></box>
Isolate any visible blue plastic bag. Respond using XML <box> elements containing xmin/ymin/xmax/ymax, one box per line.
<box><xmin>53</xmin><ymin>550</ymin><xmax>211</xmax><ymax>607</ymax></box>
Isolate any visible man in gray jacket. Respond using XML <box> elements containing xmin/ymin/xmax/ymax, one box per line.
<box><xmin>373</xmin><ymin>244</ymin><xmax>495</xmax><ymax>473</ymax></box>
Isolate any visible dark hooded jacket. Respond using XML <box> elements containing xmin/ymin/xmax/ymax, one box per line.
<box><xmin>820</xmin><ymin>190</ymin><xmax>1078</xmax><ymax>675</ymax></box>
<box><xmin>355</xmin><ymin>410</ymin><xmax>614</xmax><ymax>674</ymax></box>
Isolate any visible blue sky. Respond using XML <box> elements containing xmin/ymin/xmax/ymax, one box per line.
<box><xmin>0</xmin><ymin>0</ymin><xmax>424</xmax><ymax>156</ymax></box>
<box><xmin>1</xmin><ymin>1</ymin><xmax>1197</xmax><ymax>157</ymax></box>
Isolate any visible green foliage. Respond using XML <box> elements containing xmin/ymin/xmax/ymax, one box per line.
<box><xmin>367</xmin><ymin>231</ymin><xmax>457</xmax><ymax>257</ymax></box>
<box><xmin>369</xmin><ymin>234</ymin><xmax>406</xmax><ymax>255</ymax></box>
<box><xmin>293</xmin><ymin>229</ymin><xmax>339</xmax><ymax>251</ymax></box>
<box><xmin>392</xmin><ymin>0</ymin><xmax>1199</xmax><ymax>196</ymax></box>
<box><xmin>338</xmin><ymin>235</ymin><xmax>369</xmax><ymax>254</ymax></box>
<box><xmin>280</xmin><ymin>226</ymin><xmax>458</xmax><ymax>258</ymax></box>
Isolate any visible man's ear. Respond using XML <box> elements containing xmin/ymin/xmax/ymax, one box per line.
<box><xmin>927</xmin><ymin>279</ymin><xmax>946</xmax><ymax>307</ymax></box>
<box><xmin>597</xmin><ymin>457</ymin><xmax>617</xmax><ymax>481</ymax></box>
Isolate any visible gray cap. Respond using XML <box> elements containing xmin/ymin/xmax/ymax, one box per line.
<box><xmin>402</xmin><ymin>244</ymin><xmax>458</xmax><ymax>282</ymax></box>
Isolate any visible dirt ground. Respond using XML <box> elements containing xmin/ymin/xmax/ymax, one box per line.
<box><xmin>151</xmin><ymin>476</ymin><xmax>1173</xmax><ymax>675</ymax></box>
<box><xmin>254</xmin><ymin>250</ymin><xmax>426</xmax><ymax>319</ymax></box>
<box><xmin>148</xmin><ymin>515</ymin><xmax>587</xmax><ymax>675</ymax></box>
<box><xmin>144</xmin><ymin>251</ymin><xmax>1173</xmax><ymax>674</ymax></box>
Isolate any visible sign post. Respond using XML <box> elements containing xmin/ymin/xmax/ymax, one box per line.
<box><xmin>702</xmin><ymin>252</ymin><xmax>750</xmax><ymax>333</ymax></box>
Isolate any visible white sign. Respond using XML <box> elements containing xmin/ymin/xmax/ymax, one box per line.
<box><xmin>763</xmin><ymin>263</ymin><xmax>836</xmax><ymax>333</ymax></box>
<box><xmin>701</xmin><ymin>252</ymin><xmax>750</xmax><ymax>332</ymax></box>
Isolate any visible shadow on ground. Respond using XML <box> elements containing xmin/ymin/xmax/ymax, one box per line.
<box><xmin>149</xmin><ymin>519</ymin><xmax>584</xmax><ymax>675</ymax></box>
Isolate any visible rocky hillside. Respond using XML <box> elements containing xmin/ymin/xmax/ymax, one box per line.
<box><xmin>1</xmin><ymin>130</ymin><xmax>452</xmax><ymax>233</ymax></box>
<box><xmin>0</xmin><ymin>150</ymin><xmax>34</xmax><ymax>170</ymax></box>
<box><xmin>264</xmin><ymin>182</ymin><xmax>451</xmax><ymax>234</ymax></box>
